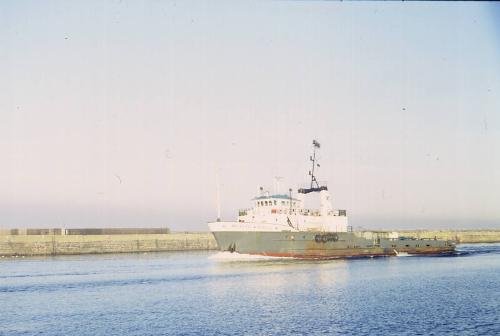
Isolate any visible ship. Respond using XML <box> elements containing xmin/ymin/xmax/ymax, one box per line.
<box><xmin>208</xmin><ymin>140</ymin><xmax>456</xmax><ymax>259</ymax></box>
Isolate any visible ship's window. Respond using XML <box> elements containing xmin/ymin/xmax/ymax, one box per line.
<box><xmin>405</xmin><ymin>245</ymin><xmax>409</xmax><ymax>247</ymax></box>
<box><xmin>281</xmin><ymin>201</ymin><xmax>285</xmax><ymax>205</ymax></box>
<box><xmin>274</xmin><ymin>200</ymin><xmax>277</xmax><ymax>205</ymax></box>
<box><xmin>426</xmin><ymin>244</ymin><xmax>430</xmax><ymax>247</ymax></box>
<box><xmin>265</xmin><ymin>201</ymin><xmax>268</xmax><ymax>206</ymax></box>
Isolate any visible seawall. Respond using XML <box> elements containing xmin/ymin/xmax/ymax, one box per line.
<box><xmin>398</xmin><ymin>230</ymin><xmax>500</xmax><ymax>244</ymax></box>
<box><xmin>1</xmin><ymin>230</ymin><xmax>499</xmax><ymax>257</ymax></box>
<box><xmin>0</xmin><ymin>232</ymin><xmax>218</xmax><ymax>257</ymax></box>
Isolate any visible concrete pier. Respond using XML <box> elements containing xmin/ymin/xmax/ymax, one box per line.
<box><xmin>0</xmin><ymin>229</ymin><xmax>498</xmax><ymax>257</ymax></box>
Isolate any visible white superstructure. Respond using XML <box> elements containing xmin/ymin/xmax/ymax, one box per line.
<box><xmin>208</xmin><ymin>187</ymin><xmax>348</xmax><ymax>233</ymax></box>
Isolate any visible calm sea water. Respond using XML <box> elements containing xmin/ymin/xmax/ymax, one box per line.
<box><xmin>1</xmin><ymin>244</ymin><xmax>499</xmax><ymax>336</ymax></box>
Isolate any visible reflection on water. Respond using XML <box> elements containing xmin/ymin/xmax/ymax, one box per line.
<box><xmin>207</xmin><ymin>252</ymin><xmax>350</xmax><ymax>296</ymax></box>
<box><xmin>1</xmin><ymin>244</ymin><xmax>499</xmax><ymax>335</ymax></box>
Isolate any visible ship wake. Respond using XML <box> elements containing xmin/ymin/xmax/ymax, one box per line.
<box><xmin>454</xmin><ymin>243</ymin><xmax>500</xmax><ymax>256</ymax></box>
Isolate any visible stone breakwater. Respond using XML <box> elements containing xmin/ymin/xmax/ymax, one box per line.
<box><xmin>0</xmin><ymin>232</ymin><xmax>218</xmax><ymax>257</ymax></box>
<box><xmin>0</xmin><ymin>230</ymin><xmax>499</xmax><ymax>257</ymax></box>
<box><xmin>398</xmin><ymin>230</ymin><xmax>500</xmax><ymax>244</ymax></box>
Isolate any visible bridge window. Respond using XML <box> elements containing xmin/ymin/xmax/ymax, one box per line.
<box><xmin>281</xmin><ymin>201</ymin><xmax>285</xmax><ymax>205</ymax></box>
<box><xmin>274</xmin><ymin>200</ymin><xmax>277</xmax><ymax>205</ymax></box>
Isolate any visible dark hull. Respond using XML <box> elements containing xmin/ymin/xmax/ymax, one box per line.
<box><xmin>211</xmin><ymin>231</ymin><xmax>455</xmax><ymax>259</ymax></box>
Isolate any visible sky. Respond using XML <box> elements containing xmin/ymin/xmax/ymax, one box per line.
<box><xmin>1</xmin><ymin>1</ymin><xmax>499</xmax><ymax>231</ymax></box>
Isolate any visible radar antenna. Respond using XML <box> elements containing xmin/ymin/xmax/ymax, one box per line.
<box><xmin>298</xmin><ymin>140</ymin><xmax>328</xmax><ymax>194</ymax></box>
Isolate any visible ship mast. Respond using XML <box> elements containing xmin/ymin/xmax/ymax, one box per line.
<box><xmin>310</xmin><ymin>140</ymin><xmax>320</xmax><ymax>189</ymax></box>
<box><xmin>298</xmin><ymin>140</ymin><xmax>328</xmax><ymax>194</ymax></box>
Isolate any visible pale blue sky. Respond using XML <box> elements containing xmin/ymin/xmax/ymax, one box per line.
<box><xmin>1</xmin><ymin>1</ymin><xmax>499</xmax><ymax>230</ymax></box>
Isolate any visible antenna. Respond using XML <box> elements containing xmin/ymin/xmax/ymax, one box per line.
<box><xmin>274</xmin><ymin>176</ymin><xmax>283</xmax><ymax>194</ymax></box>
<box><xmin>216</xmin><ymin>170</ymin><xmax>221</xmax><ymax>222</ymax></box>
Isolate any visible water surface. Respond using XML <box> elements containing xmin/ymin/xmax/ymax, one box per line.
<box><xmin>1</xmin><ymin>244</ymin><xmax>499</xmax><ymax>335</ymax></box>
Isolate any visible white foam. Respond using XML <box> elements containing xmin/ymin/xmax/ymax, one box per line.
<box><xmin>209</xmin><ymin>251</ymin><xmax>291</xmax><ymax>261</ymax></box>
<box><xmin>394</xmin><ymin>250</ymin><xmax>411</xmax><ymax>257</ymax></box>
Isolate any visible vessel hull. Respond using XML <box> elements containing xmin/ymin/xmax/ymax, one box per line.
<box><xmin>211</xmin><ymin>231</ymin><xmax>455</xmax><ymax>259</ymax></box>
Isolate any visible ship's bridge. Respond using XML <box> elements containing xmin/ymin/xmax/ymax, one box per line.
<box><xmin>237</xmin><ymin>193</ymin><xmax>303</xmax><ymax>217</ymax></box>
<box><xmin>252</xmin><ymin>194</ymin><xmax>302</xmax><ymax>209</ymax></box>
